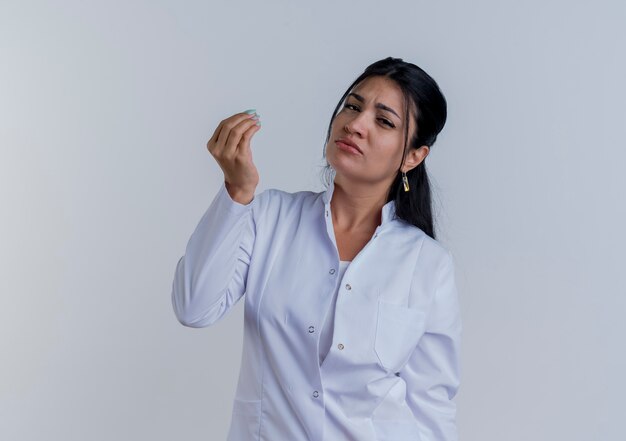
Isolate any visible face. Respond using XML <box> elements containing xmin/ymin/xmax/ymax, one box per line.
<box><xmin>325</xmin><ymin>75</ymin><xmax>426</xmax><ymax>188</ymax></box>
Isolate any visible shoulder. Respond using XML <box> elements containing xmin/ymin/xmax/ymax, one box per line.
<box><xmin>393</xmin><ymin>220</ymin><xmax>454</xmax><ymax>274</ymax></box>
<box><xmin>391</xmin><ymin>219</ymin><xmax>451</xmax><ymax>258</ymax></box>
<box><xmin>418</xmin><ymin>234</ymin><xmax>456</xmax><ymax>288</ymax></box>
<box><xmin>254</xmin><ymin>186</ymin><xmax>320</xmax><ymax>206</ymax></box>
<box><xmin>251</xmin><ymin>186</ymin><xmax>321</xmax><ymax>218</ymax></box>
<box><xmin>420</xmin><ymin>233</ymin><xmax>453</xmax><ymax>262</ymax></box>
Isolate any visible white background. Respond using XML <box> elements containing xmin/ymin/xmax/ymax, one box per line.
<box><xmin>1</xmin><ymin>1</ymin><xmax>625</xmax><ymax>440</ymax></box>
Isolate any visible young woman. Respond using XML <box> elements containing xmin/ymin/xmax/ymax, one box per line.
<box><xmin>172</xmin><ymin>57</ymin><xmax>461</xmax><ymax>441</ymax></box>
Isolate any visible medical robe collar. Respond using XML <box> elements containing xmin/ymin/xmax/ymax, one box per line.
<box><xmin>322</xmin><ymin>176</ymin><xmax>397</xmax><ymax>225</ymax></box>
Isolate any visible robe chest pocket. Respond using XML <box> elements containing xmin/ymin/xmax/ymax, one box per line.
<box><xmin>374</xmin><ymin>299</ymin><xmax>427</xmax><ymax>372</ymax></box>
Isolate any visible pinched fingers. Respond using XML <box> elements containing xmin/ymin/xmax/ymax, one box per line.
<box><xmin>207</xmin><ymin>111</ymin><xmax>259</xmax><ymax>157</ymax></box>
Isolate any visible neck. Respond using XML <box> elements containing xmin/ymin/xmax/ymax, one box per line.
<box><xmin>330</xmin><ymin>176</ymin><xmax>391</xmax><ymax>232</ymax></box>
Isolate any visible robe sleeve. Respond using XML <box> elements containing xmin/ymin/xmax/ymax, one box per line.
<box><xmin>399</xmin><ymin>250</ymin><xmax>462</xmax><ymax>440</ymax></box>
<box><xmin>171</xmin><ymin>181</ymin><xmax>259</xmax><ymax>328</ymax></box>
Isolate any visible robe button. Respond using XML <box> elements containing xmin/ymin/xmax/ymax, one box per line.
<box><xmin>345</xmin><ymin>284</ymin><xmax>351</xmax><ymax>290</ymax></box>
<box><xmin>308</xmin><ymin>326</ymin><xmax>315</xmax><ymax>333</ymax></box>
<box><xmin>329</xmin><ymin>268</ymin><xmax>336</xmax><ymax>275</ymax></box>
<box><xmin>337</xmin><ymin>343</ymin><xmax>344</xmax><ymax>350</ymax></box>
<box><xmin>312</xmin><ymin>390</ymin><xmax>319</xmax><ymax>398</ymax></box>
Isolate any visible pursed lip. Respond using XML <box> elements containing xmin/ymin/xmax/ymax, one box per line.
<box><xmin>335</xmin><ymin>137</ymin><xmax>363</xmax><ymax>154</ymax></box>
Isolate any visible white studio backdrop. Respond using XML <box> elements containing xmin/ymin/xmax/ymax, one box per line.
<box><xmin>1</xmin><ymin>1</ymin><xmax>625</xmax><ymax>440</ymax></box>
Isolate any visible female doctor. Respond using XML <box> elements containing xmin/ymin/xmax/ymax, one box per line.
<box><xmin>171</xmin><ymin>56</ymin><xmax>462</xmax><ymax>441</ymax></box>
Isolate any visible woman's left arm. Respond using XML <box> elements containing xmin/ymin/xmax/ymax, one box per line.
<box><xmin>399</xmin><ymin>250</ymin><xmax>462</xmax><ymax>441</ymax></box>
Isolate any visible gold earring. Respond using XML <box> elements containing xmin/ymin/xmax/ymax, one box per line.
<box><xmin>402</xmin><ymin>171</ymin><xmax>410</xmax><ymax>192</ymax></box>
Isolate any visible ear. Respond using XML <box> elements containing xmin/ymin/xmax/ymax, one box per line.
<box><xmin>401</xmin><ymin>145</ymin><xmax>429</xmax><ymax>173</ymax></box>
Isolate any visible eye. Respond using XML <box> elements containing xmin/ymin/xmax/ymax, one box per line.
<box><xmin>343</xmin><ymin>104</ymin><xmax>395</xmax><ymax>128</ymax></box>
<box><xmin>379</xmin><ymin>118</ymin><xmax>394</xmax><ymax>128</ymax></box>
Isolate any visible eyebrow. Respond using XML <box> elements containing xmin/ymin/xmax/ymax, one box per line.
<box><xmin>347</xmin><ymin>93</ymin><xmax>400</xmax><ymax>120</ymax></box>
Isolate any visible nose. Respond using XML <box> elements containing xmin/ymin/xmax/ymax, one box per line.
<box><xmin>343</xmin><ymin>111</ymin><xmax>368</xmax><ymax>137</ymax></box>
